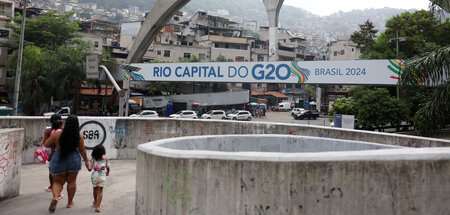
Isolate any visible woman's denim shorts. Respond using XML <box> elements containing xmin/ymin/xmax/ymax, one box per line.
<box><xmin>50</xmin><ymin>150</ymin><xmax>82</xmax><ymax>175</ymax></box>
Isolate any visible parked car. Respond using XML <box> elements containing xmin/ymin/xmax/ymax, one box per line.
<box><xmin>293</xmin><ymin>110</ymin><xmax>319</xmax><ymax>120</ymax></box>
<box><xmin>169</xmin><ymin>110</ymin><xmax>198</xmax><ymax>119</ymax></box>
<box><xmin>130</xmin><ymin>110</ymin><xmax>159</xmax><ymax>118</ymax></box>
<box><xmin>43</xmin><ymin>107</ymin><xmax>70</xmax><ymax>116</ymax></box>
<box><xmin>226</xmin><ymin>110</ymin><xmax>252</xmax><ymax>121</ymax></box>
<box><xmin>290</xmin><ymin>108</ymin><xmax>305</xmax><ymax>116</ymax></box>
<box><xmin>201</xmin><ymin>110</ymin><xmax>226</xmax><ymax>119</ymax></box>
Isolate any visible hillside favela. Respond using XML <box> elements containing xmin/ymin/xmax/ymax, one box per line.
<box><xmin>0</xmin><ymin>0</ymin><xmax>449</xmax><ymax>214</ymax></box>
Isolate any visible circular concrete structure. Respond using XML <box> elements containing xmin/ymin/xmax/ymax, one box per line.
<box><xmin>136</xmin><ymin>135</ymin><xmax>450</xmax><ymax>215</ymax></box>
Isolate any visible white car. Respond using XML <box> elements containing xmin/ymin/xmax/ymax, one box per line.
<box><xmin>130</xmin><ymin>110</ymin><xmax>159</xmax><ymax>118</ymax></box>
<box><xmin>290</xmin><ymin>108</ymin><xmax>305</xmax><ymax>116</ymax></box>
<box><xmin>201</xmin><ymin>110</ymin><xmax>227</xmax><ymax>120</ymax></box>
<box><xmin>227</xmin><ymin>110</ymin><xmax>252</xmax><ymax>121</ymax></box>
<box><xmin>169</xmin><ymin>110</ymin><xmax>198</xmax><ymax>119</ymax></box>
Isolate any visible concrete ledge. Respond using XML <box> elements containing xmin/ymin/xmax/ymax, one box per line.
<box><xmin>0</xmin><ymin>128</ymin><xmax>24</xmax><ymax>201</ymax></box>
<box><xmin>138</xmin><ymin>135</ymin><xmax>450</xmax><ymax>162</ymax></box>
<box><xmin>1</xmin><ymin>117</ymin><xmax>449</xmax><ymax>163</ymax></box>
<box><xmin>136</xmin><ymin>135</ymin><xmax>450</xmax><ymax>215</ymax></box>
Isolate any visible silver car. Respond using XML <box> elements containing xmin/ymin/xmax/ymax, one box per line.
<box><xmin>226</xmin><ymin>110</ymin><xmax>252</xmax><ymax>121</ymax></box>
<box><xmin>130</xmin><ymin>110</ymin><xmax>159</xmax><ymax>118</ymax></box>
<box><xmin>169</xmin><ymin>110</ymin><xmax>198</xmax><ymax>119</ymax></box>
<box><xmin>201</xmin><ymin>110</ymin><xmax>227</xmax><ymax>119</ymax></box>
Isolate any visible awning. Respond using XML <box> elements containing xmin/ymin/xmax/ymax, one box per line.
<box><xmin>251</xmin><ymin>91</ymin><xmax>288</xmax><ymax>98</ymax></box>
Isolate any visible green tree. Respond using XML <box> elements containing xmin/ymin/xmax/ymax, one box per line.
<box><xmin>328</xmin><ymin>97</ymin><xmax>355</xmax><ymax>116</ymax></box>
<box><xmin>355</xmin><ymin>88</ymin><xmax>409</xmax><ymax>131</ymax></box>
<box><xmin>361</xmin><ymin>10</ymin><xmax>448</xmax><ymax>59</ymax></box>
<box><xmin>6</xmin><ymin>46</ymin><xmax>51</xmax><ymax>115</ymax></box>
<box><xmin>399</xmin><ymin>0</ymin><xmax>450</xmax><ymax>136</ymax></box>
<box><xmin>5</xmin><ymin>10</ymin><xmax>80</xmax><ymax>50</ymax></box>
<box><xmin>350</xmin><ymin>20</ymin><xmax>378</xmax><ymax>48</ymax></box>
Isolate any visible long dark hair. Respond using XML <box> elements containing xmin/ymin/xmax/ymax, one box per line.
<box><xmin>59</xmin><ymin>115</ymin><xmax>80</xmax><ymax>159</ymax></box>
<box><xmin>50</xmin><ymin>114</ymin><xmax>62</xmax><ymax>130</ymax></box>
<box><xmin>91</xmin><ymin>144</ymin><xmax>106</xmax><ymax>161</ymax></box>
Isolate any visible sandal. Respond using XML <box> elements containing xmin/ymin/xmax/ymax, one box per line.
<box><xmin>92</xmin><ymin>201</ymin><xmax>96</xmax><ymax>208</ymax></box>
<box><xmin>45</xmin><ymin>186</ymin><xmax>52</xmax><ymax>192</ymax></box>
<box><xmin>95</xmin><ymin>208</ymin><xmax>101</xmax><ymax>213</ymax></box>
<box><xmin>57</xmin><ymin>193</ymin><xmax>64</xmax><ymax>200</ymax></box>
<box><xmin>49</xmin><ymin>199</ymin><xmax>57</xmax><ymax>213</ymax></box>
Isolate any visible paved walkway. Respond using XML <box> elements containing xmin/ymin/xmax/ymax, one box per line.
<box><xmin>0</xmin><ymin>160</ymin><xmax>136</xmax><ymax>214</ymax></box>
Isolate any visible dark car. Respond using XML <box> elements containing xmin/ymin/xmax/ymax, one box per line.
<box><xmin>293</xmin><ymin>110</ymin><xmax>319</xmax><ymax>120</ymax></box>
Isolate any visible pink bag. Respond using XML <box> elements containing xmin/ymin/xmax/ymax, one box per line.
<box><xmin>35</xmin><ymin>142</ymin><xmax>49</xmax><ymax>164</ymax></box>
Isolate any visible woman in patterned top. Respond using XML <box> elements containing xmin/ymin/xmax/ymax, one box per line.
<box><xmin>88</xmin><ymin>144</ymin><xmax>110</xmax><ymax>213</ymax></box>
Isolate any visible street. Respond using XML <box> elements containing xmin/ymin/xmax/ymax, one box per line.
<box><xmin>245</xmin><ymin>111</ymin><xmax>332</xmax><ymax>126</ymax></box>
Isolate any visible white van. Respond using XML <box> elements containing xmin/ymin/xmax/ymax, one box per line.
<box><xmin>278</xmin><ymin>103</ymin><xmax>292</xmax><ymax>111</ymax></box>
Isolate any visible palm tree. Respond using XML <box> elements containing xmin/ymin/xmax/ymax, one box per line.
<box><xmin>50</xmin><ymin>42</ymin><xmax>91</xmax><ymax>114</ymax></box>
<box><xmin>400</xmin><ymin>0</ymin><xmax>450</xmax><ymax>136</ymax></box>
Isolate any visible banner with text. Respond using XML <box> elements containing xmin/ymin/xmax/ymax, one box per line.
<box><xmin>125</xmin><ymin>59</ymin><xmax>403</xmax><ymax>85</ymax></box>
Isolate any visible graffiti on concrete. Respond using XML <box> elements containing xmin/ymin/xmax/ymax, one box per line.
<box><xmin>240</xmin><ymin>177</ymin><xmax>343</xmax><ymax>214</ymax></box>
<box><xmin>0</xmin><ymin>135</ymin><xmax>18</xmax><ymax>184</ymax></box>
<box><xmin>109</xmin><ymin>121</ymin><xmax>132</xmax><ymax>149</ymax></box>
<box><xmin>165</xmin><ymin>168</ymin><xmax>199</xmax><ymax>214</ymax></box>
<box><xmin>80</xmin><ymin>120</ymin><xmax>107</xmax><ymax>150</ymax></box>
<box><xmin>317</xmin><ymin>129</ymin><xmax>337</xmax><ymax>138</ymax></box>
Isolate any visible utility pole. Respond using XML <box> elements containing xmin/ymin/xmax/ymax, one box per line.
<box><xmin>388</xmin><ymin>31</ymin><xmax>406</xmax><ymax>98</ymax></box>
<box><xmin>12</xmin><ymin>0</ymin><xmax>28</xmax><ymax>115</ymax></box>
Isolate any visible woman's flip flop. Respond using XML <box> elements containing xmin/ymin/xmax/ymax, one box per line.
<box><xmin>49</xmin><ymin>199</ymin><xmax>57</xmax><ymax>213</ymax></box>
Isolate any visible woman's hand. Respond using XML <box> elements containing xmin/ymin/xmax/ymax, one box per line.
<box><xmin>85</xmin><ymin>161</ymin><xmax>90</xmax><ymax>170</ymax></box>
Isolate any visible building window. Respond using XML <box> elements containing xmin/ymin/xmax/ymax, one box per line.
<box><xmin>257</xmin><ymin>55</ymin><xmax>264</xmax><ymax>61</ymax></box>
<box><xmin>157</xmin><ymin>50</ymin><xmax>161</xmax><ymax>55</ymax></box>
<box><xmin>295</xmin><ymin>84</ymin><xmax>301</xmax><ymax>89</ymax></box>
<box><xmin>169</xmin><ymin>40</ymin><xmax>173</xmax><ymax>45</ymax></box>
<box><xmin>352</xmin><ymin>48</ymin><xmax>354</xmax><ymax>52</ymax></box>
<box><xmin>333</xmin><ymin>51</ymin><xmax>337</xmax><ymax>56</ymax></box>
<box><xmin>286</xmin><ymin>83</ymin><xmax>293</xmax><ymax>88</ymax></box>
<box><xmin>0</xmin><ymin>29</ymin><xmax>9</xmax><ymax>38</ymax></box>
<box><xmin>199</xmin><ymin>53</ymin><xmax>206</xmax><ymax>60</ymax></box>
<box><xmin>225</xmin><ymin>44</ymin><xmax>229</xmax><ymax>49</ymax></box>
<box><xmin>184</xmin><ymin>53</ymin><xmax>191</xmax><ymax>59</ymax></box>
<box><xmin>103</xmin><ymin>37</ymin><xmax>107</xmax><ymax>44</ymax></box>
<box><xmin>132</xmin><ymin>36</ymin><xmax>136</xmax><ymax>41</ymax></box>
<box><xmin>340</xmin><ymin>50</ymin><xmax>345</xmax><ymax>55</ymax></box>
<box><xmin>235</xmin><ymin>56</ymin><xmax>244</xmax><ymax>62</ymax></box>
<box><xmin>214</xmin><ymin>43</ymin><xmax>219</xmax><ymax>48</ymax></box>
<box><xmin>94</xmin><ymin>41</ymin><xmax>99</xmax><ymax>48</ymax></box>
<box><xmin>164</xmin><ymin>50</ymin><xmax>170</xmax><ymax>57</ymax></box>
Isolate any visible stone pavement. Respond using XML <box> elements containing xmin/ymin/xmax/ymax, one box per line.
<box><xmin>0</xmin><ymin>160</ymin><xmax>136</xmax><ymax>215</ymax></box>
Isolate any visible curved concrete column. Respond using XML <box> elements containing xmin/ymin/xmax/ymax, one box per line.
<box><xmin>127</xmin><ymin>0</ymin><xmax>191</xmax><ymax>63</ymax></box>
<box><xmin>136</xmin><ymin>135</ymin><xmax>450</xmax><ymax>214</ymax></box>
<box><xmin>262</xmin><ymin>0</ymin><xmax>284</xmax><ymax>61</ymax></box>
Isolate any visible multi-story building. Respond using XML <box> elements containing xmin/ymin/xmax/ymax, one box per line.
<box><xmin>0</xmin><ymin>0</ymin><xmax>14</xmax><ymax>105</ymax></box>
<box><xmin>327</xmin><ymin>36</ymin><xmax>362</xmax><ymax>61</ymax></box>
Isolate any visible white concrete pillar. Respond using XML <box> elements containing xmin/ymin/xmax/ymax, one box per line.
<box><xmin>262</xmin><ymin>0</ymin><xmax>284</xmax><ymax>62</ymax></box>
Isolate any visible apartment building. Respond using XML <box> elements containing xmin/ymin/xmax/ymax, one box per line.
<box><xmin>327</xmin><ymin>36</ymin><xmax>362</xmax><ymax>61</ymax></box>
<box><xmin>0</xmin><ymin>0</ymin><xmax>14</xmax><ymax>105</ymax></box>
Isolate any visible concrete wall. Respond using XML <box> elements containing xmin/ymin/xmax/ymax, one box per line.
<box><xmin>0</xmin><ymin>128</ymin><xmax>23</xmax><ymax>201</ymax></box>
<box><xmin>136</xmin><ymin>135</ymin><xmax>450</xmax><ymax>215</ymax></box>
<box><xmin>0</xmin><ymin>117</ymin><xmax>449</xmax><ymax>164</ymax></box>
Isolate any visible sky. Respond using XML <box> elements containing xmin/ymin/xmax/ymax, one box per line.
<box><xmin>283</xmin><ymin>0</ymin><xmax>430</xmax><ymax>16</ymax></box>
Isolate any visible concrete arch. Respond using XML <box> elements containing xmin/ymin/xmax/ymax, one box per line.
<box><xmin>127</xmin><ymin>0</ymin><xmax>285</xmax><ymax>63</ymax></box>
<box><xmin>127</xmin><ymin>0</ymin><xmax>191</xmax><ymax>63</ymax></box>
